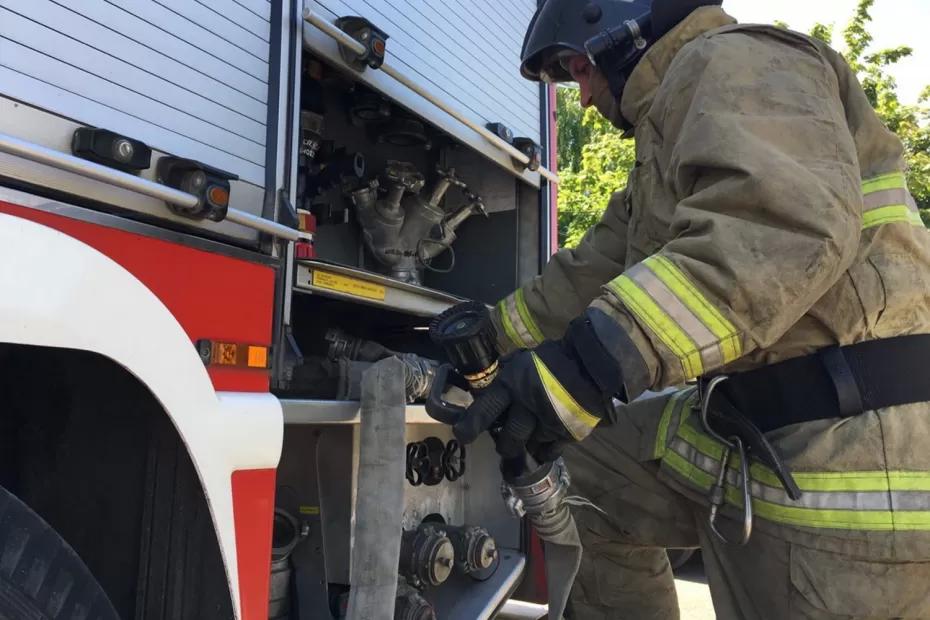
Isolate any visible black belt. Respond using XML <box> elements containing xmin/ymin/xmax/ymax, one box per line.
<box><xmin>707</xmin><ymin>334</ymin><xmax>930</xmax><ymax>435</ymax></box>
<box><xmin>697</xmin><ymin>334</ymin><xmax>930</xmax><ymax>516</ymax></box>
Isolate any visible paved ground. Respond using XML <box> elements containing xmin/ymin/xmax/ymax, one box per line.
<box><xmin>676</xmin><ymin>559</ymin><xmax>716</xmax><ymax>619</ymax></box>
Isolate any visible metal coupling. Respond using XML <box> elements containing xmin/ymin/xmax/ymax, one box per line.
<box><xmin>399</xmin><ymin>524</ymin><xmax>455</xmax><ymax>587</ymax></box>
<box><xmin>444</xmin><ymin>525</ymin><xmax>498</xmax><ymax>574</ymax></box>
<box><xmin>501</xmin><ymin>458</ymin><xmax>573</xmax><ymax>538</ymax></box>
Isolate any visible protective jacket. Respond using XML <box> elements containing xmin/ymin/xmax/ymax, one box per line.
<box><xmin>492</xmin><ymin>9</ymin><xmax>930</xmax><ymax>616</ymax></box>
<box><xmin>493</xmin><ymin>7</ymin><xmax>930</xmax><ymax>401</ymax></box>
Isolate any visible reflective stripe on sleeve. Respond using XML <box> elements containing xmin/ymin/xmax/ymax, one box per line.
<box><xmin>498</xmin><ymin>291</ymin><xmax>544</xmax><ymax>349</ymax></box>
<box><xmin>661</xmin><ymin>408</ymin><xmax>930</xmax><ymax>531</ymax></box>
<box><xmin>605</xmin><ymin>256</ymin><xmax>742</xmax><ymax>380</ymax></box>
<box><xmin>862</xmin><ymin>172</ymin><xmax>924</xmax><ymax>230</ymax></box>
<box><xmin>531</xmin><ymin>353</ymin><xmax>601</xmax><ymax>441</ymax></box>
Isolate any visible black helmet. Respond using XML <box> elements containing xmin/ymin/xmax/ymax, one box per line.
<box><xmin>520</xmin><ymin>0</ymin><xmax>651</xmax><ymax>82</ymax></box>
<box><xmin>520</xmin><ymin>0</ymin><xmax>724</xmax><ymax>83</ymax></box>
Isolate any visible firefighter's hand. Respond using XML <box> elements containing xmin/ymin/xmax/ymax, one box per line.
<box><xmin>453</xmin><ymin>335</ymin><xmax>610</xmax><ymax>460</ymax></box>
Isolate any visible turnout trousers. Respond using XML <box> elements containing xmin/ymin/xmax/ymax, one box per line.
<box><xmin>563</xmin><ymin>388</ymin><xmax>930</xmax><ymax>620</ymax></box>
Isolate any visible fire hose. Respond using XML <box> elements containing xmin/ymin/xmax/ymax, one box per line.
<box><xmin>425</xmin><ymin>303</ymin><xmax>582</xmax><ymax>620</ymax></box>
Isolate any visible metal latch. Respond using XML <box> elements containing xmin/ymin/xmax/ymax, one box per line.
<box><xmin>512</xmin><ymin>137</ymin><xmax>542</xmax><ymax>172</ymax></box>
<box><xmin>333</xmin><ymin>16</ymin><xmax>389</xmax><ymax>71</ymax></box>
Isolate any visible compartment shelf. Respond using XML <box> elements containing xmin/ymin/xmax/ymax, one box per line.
<box><xmin>294</xmin><ymin>259</ymin><xmax>463</xmax><ymax>317</ymax></box>
<box><xmin>281</xmin><ymin>399</ymin><xmax>441</xmax><ymax>425</ymax></box>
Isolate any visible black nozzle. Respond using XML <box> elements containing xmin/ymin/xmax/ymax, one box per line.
<box><xmin>429</xmin><ymin>302</ymin><xmax>497</xmax><ymax>377</ymax></box>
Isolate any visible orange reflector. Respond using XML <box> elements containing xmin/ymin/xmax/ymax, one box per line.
<box><xmin>247</xmin><ymin>346</ymin><xmax>268</xmax><ymax>369</ymax></box>
<box><xmin>373</xmin><ymin>40</ymin><xmax>386</xmax><ymax>56</ymax></box>
<box><xmin>197</xmin><ymin>340</ymin><xmax>270</xmax><ymax>370</ymax></box>
<box><xmin>207</xmin><ymin>185</ymin><xmax>230</xmax><ymax>208</ymax></box>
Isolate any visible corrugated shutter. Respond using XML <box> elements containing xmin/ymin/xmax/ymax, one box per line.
<box><xmin>310</xmin><ymin>0</ymin><xmax>541</xmax><ymax>144</ymax></box>
<box><xmin>0</xmin><ymin>0</ymin><xmax>272</xmax><ymax>186</ymax></box>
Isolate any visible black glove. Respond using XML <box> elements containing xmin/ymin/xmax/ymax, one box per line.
<box><xmin>453</xmin><ymin>317</ymin><xmax>623</xmax><ymax>460</ymax></box>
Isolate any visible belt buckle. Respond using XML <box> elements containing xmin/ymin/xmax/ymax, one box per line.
<box><xmin>698</xmin><ymin>376</ymin><xmax>753</xmax><ymax>546</ymax></box>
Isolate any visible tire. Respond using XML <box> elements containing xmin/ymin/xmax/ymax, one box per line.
<box><xmin>0</xmin><ymin>485</ymin><xmax>119</xmax><ymax>620</ymax></box>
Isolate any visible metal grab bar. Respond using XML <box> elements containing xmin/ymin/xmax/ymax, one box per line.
<box><xmin>303</xmin><ymin>9</ymin><xmax>561</xmax><ymax>186</ymax></box>
<box><xmin>0</xmin><ymin>131</ymin><xmax>308</xmax><ymax>242</ymax></box>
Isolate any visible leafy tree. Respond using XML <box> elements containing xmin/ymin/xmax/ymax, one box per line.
<box><xmin>556</xmin><ymin>0</ymin><xmax>930</xmax><ymax>244</ymax></box>
<box><xmin>556</xmin><ymin>88</ymin><xmax>635</xmax><ymax>246</ymax></box>
<box><xmin>833</xmin><ymin>0</ymin><xmax>930</xmax><ymax>219</ymax></box>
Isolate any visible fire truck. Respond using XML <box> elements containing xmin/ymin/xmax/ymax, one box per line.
<box><xmin>0</xmin><ymin>1</ymin><xmax>558</xmax><ymax>618</ymax></box>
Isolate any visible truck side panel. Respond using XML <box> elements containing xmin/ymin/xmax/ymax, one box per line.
<box><xmin>0</xmin><ymin>201</ymin><xmax>275</xmax><ymax>392</ymax></box>
<box><xmin>309</xmin><ymin>0</ymin><xmax>541</xmax><ymax>143</ymax></box>
<box><xmin>0</xmin><ymin>0</ymin><xmax>271</xmax><ymax>185</ymax></box>
<box><xmin>0</xmin><ymin>196</ymin><xmax>282</xmax><ymax>619</ymax></box>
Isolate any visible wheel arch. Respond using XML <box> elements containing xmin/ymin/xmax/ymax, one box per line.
<box><xmin>0</xmin><ymin>213</ymin><xmax>283</xmax><ymax>619</ymax></box>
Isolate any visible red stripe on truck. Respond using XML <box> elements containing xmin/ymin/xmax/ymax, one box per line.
<box><xmin>0</xmin><ymin>202</ymin><xmax>275</xmax><ymax>392</ymax></box>
<box><xmin>232</xmin><ymin>468</ymin><xmax>277</xmax><ymax>620</ymax></box>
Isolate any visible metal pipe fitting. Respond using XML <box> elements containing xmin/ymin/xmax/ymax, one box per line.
<box><xmin>501</xmin><ymin>458</ymin><xmax>573</xmax><ymax>538</ymax></box>
<box><xmin>444</xmin><ymin>525</ymin><xmax>498</xmax><ymax>574</ymax></box>
<box><xmin>398</xmin><ymin>524</ymin><xmax>455</xmax><ymax>587</ymax></box>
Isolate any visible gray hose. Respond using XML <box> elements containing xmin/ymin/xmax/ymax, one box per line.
<box><xmin>503</xmin><ymin>458</ymin><xmax>583</xmax><ymax>619</ymax></box>
<box><xmin>346</xmin><ymin>358</ymin><xmax>408</xmax><ymax>620</ymax></box>
<box><xmin>539</xmin><ymin>522</ymin><xmax>583</xmax><ymax>619</ymax></box>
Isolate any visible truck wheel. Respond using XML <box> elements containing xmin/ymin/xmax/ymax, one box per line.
<box><xmin>0</xmin><ymin>485</ymin><xmax>119</xmax><ymax>619</ymax></box>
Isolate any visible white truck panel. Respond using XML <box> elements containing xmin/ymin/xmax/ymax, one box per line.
<box><xmin>0</xmin><ymin>0</ymin><xmax>273</xmax><ymax>186</ymax></box>
<box><xmin>0</xmin><ymin>204</ymin><xmax>284</xmax><ymax>620</ymax></box>
<box><xmin>309</xmin><ymin>0</ymin><xmax>542</xmax><ymax>144</ymax></box>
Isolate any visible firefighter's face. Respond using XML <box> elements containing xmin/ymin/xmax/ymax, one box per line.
<box><xmin>564</xmin><ymin>54</ymin><xmax>627</xmax><ymax>130</ymax></box>
<box><xmin>565</xmin><ymin>54</ymin><xmax>595</xmax><ymax>107</ymax></box>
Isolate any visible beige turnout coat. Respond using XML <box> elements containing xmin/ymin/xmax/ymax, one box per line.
<box><xmin>493</xmin><ymin>9</ymin><xmax>930</xmax><ymax>619</ymax></box>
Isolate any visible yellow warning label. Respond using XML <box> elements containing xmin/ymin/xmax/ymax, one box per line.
<box><xmin>299</xmin><ymin>505</ymin><xmax>320</xmax><ymax>516</ymax></box>
<box><xmin>312</xmin><ymin>270</ymin><xmax>386</xmax><ymax>301</ymax></box>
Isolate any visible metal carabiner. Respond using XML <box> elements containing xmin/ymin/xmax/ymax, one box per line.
<box><xmin>699</xmin><ymin>376</ymin><xmax>753</xmax><ymax>545</ymax></box>
<box><xmin>699</xmin><ymin>375</ymin><xmax>732</xmax><ymax>447</ymax></box>
<box><xmin>707</xmin><ymin>436</ymin><xmax>753</xmax><ymax>546</ymax></box>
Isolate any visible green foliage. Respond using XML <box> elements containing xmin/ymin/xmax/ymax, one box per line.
<box><xmin>555</xmin><ymin>0</ymin><xmax>930</xmax><ymax>246</ymax></box>
<box><xmin>840</xmin><ymin>0</ymin><xmax>930</xmax><ymax>210</ymax></box>
<box><xmin>556</xmin><ymin>87</ymin><xmax>593</xmax><ymax>175</ymax></box>
<box><xmin>809</xmin><ymin>23</ymin><xmax>833</xmax><ymax>45</ymax></box>
<box><xmin>556</xmin><ymin>87</ymin><xmax>635</xmax><ymax>247</ymax></box>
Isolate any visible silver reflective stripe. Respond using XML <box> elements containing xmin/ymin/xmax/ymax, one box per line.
<box><xmin>533</xmin><ymin>354</ymin><xmax>600</xmax><ymax>441</ymax></box>
<box><xmin>668</xmin><ymin>438</ymin><xmax>930</xmax><ymax>512</ymax></box>
<box><xmin>547</xmin><ymin>391</ymin><xmax>597</xmax><ymax>441</ymax></box>
<box><xmin>863</xmin><ymin>187</ymin><xmax>912</xmax><ymax>212</ymax></box>
<box><xmin>625</xmin><ymin>263</ymin><xmax>725</xmax><ymax>371</ymax></box>
<box><xmin>503</xmin><ymin>295</ymin><xmax>537</xmax><ymax>348</ymax></box>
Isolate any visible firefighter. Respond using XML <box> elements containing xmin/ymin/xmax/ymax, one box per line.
<box><xmin>454</xmin><ymin>0</ymin><xmax>930</xmax><ymax>618</ymax></box>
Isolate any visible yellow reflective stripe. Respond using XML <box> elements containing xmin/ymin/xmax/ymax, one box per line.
<box><xmin>860</xmin><ymin>172</ymin><xmax>923</xmax><ymax>230</ymax></box>
<box><xmin>646</xmin><ymin>256</ymin><xmax>743</xmax><ymax>363</ymax></box>
<box><xmin>664</xmin><ymin>443</ymin><xmax>930</xmax><ymax>531</ymax></box>
<box><xmin>606</xmin><ymin>276</ymin><xmax>704</xmax><ymax>379</ymax></box>
<box><xmin>739</xmin><ymin>494</ymin><xmax>897</xmax><ymax>530</ymax></box>
<box><xmin>862</xmin><ymin>205</ymin><xmax>923</xmax><ymax>230</ymax></box>
<box><xmin>862</xmin><ymin>172</ymin><xmax>906</xmax><ymax>195</ymax></box>
<box><xmin>532</xmin><ymin>353</ymin><xmax>601</xmax><ymax>440</ymax></box>
<box><xmin>674</xmin><ymin>411</ymin><xmax>930</xmax><ymax>493</ymax></box>
<box><xmin>654</xmin><ymin>389</ymin><xmax>695</xmax><ymax>459</ymax></box>
<box><xmin>887</xmin><ymin>472</ymin><xmax>930</xmax><ymax>492</ymax></box>
<box><xmin>497</xmin><ymin>299</ymin><xmax>525</xmax><ymax>349</ymax></box>
<box><xmin>514</xmin><ymin>290</ymin><xmax>545</xmax><ymax>345</ymax></box>
<box><xmin>892</xmin><ymin>511</ymin><xmax>930</xmax><ymax>530</ymax></box>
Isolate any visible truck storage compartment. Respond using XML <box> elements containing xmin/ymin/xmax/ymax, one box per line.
<box><xmin>276</xmin><ymin>51</ymin><xmax>545</xmax><ymax>401</ymax></box>
<box><xmin>268</xmin><ymin>18</ymin><xmax>550</xmax><ymax>615</ymax></box>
